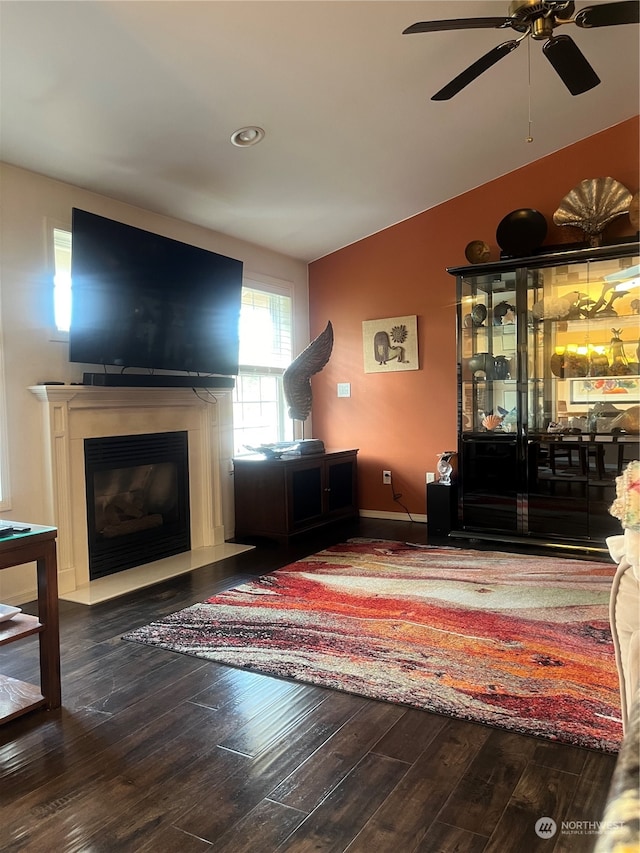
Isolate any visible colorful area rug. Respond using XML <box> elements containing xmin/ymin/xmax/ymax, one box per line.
<box><xmin>123</xmin><ymin>539</ymin><xmax>622</xmax><ymax>752</ymax></box>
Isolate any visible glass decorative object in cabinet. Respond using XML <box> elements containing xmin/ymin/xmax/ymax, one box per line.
<box><xmin>493</xmin><ymin>355</ymin><xmax>510</xmax><ymax>379</ymax></box>
<box><xmin>537</xmin><ymin>256</ymin><xmax>640</xmax><ymax>437</ymax></box>
<box><xmin>464</xmin><ymin>304</ymin><xmax>487</xmax><ymax>328</ymax></box>
<box><xmin>467</xmin><ymin>352</ymin><xmax>495</xmax><ymax>378</ymax></box>
<box><xmin>609</xmin><ymin>328</ymin><xmax>630</xmax><ymax>371</ymax></box>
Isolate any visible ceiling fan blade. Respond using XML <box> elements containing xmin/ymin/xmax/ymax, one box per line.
<box><xmin>431</xmin><ymin>40</ymin><xmax>520</xmax><ymax>101</ymax></box>
<box><xmin>403</xmin><ymin>18</ymin><xmax>511</xmax><ymax>35</ymax></box>
<box><xmin>543</xmin><ymin>34</ymin><xmax>601</xmax><ymax>95</ymax></box>
<box><xmin>575</xmin><ymin>1</ymin><xmax>640</xmax><ymax>27</ymax></box>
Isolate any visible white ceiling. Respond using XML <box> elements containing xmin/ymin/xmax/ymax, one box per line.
<box><xmin>1</xmin><ymin>1</ymin><xmax>638</xmax><ymax>262</ymax></box>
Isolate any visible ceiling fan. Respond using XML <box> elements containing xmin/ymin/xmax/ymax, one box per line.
<box><xmin>403</xmin><ymin>1</ymin><xmax>640</xmax><ymax>100</ymax></box>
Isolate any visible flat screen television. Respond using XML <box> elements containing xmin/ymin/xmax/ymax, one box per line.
<box><xmin>69</xmin><ymin>209</ymin><xmax>243</xmax><ymax>377</ymax></box>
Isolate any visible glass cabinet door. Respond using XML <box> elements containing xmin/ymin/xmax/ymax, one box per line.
<box><xmin>455</xmin><ymin>245</ymin><xmax>639</xmax><ymax>550</ymax></box>
<box><xmin>527</xmin><ymin>253</ymin><xmax>640</xmax><ymax>543</ymax></box>
<box><xmin>528</xmin><ymin>255</ymin><xmax>640</xmax><ymax>435</ymax></box>
<box><xmin>459</xmin><ymin>269</ymin><xmax>520</xmax><ymax>434</ymax></box>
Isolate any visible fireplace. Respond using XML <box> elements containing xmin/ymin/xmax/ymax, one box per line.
<box><xmin>29</xmin><ymin>384</ymin><xmax>253</xmax><ymax>604</ymax></box>
<box><xmin>85</xmin><ymin>431</ymin><xmax>190</xmax><ymax>579</ymax></box>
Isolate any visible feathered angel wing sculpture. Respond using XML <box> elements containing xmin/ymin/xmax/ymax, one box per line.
<box><xmin>283</xmin><ymin>321</ymin><xmax>334</xmax><ymax>421</ymax></box>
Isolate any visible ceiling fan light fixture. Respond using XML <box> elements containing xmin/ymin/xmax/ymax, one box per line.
<box><xmin>404</xmin><ymin>0</ymin><xmax>638</xmax><ymax>99</ymax></box>
<box><xmin>531</xmin><ymin>16</ymin><xmax>554</xmax><ymax>38</ymax></box>
<box><xmin>230</xmin><ymin>126</ymin><xmax>265</xmax><ymax>147</ymax></box>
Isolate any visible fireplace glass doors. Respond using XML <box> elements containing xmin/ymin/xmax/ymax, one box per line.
<box><xmin>84</xmin><ymin>431</ymin><xmax>190</xmax><ymax>579</ymax></box>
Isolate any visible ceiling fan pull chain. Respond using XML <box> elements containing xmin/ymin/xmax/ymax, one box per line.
<box><xmin>526</xmin><ymin>34</ymin><xmax>534</xmax><ymax>143</ymax></box>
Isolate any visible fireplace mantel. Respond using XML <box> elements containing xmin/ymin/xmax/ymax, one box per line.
<box><xmin>29</xmin><ymin>384</ymin><xmax>250</xmax><ymax>603</ymax></box>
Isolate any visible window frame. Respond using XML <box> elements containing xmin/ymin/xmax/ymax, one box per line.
<box><xmin>233</xmin><ymin>274</ymin><xmax>296</xmax><ymax>456</ymax></box>
<box><xmin>48</xmin><ymin>218</ymin><xmax>72</xmax><ymax>342</ymax></box>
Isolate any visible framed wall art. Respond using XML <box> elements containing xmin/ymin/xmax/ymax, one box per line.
<box><xmin>568</xmin><ymin>376</ymin><xmax>640</xmax><ymax>405</ymax></box>
<box><xmin>362</xmin><ymin>315</ymin><xmax>419</xmax><ymax>374</ymax></box>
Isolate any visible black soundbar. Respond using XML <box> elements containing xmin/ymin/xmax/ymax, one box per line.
<box><xmin>82</xmin><ymin>372</ymin><xmax>235</xmax><ymax>389</ymax></box>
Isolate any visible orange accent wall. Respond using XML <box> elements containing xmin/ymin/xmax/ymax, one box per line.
<box><xmin>308</xmin><ymin>116</ymin><xmax>640</xmax><ymax>518</ymax></box>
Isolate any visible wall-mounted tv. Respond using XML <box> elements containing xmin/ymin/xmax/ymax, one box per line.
<box><xmin>69</xmin><ymin>209</ymin><xmax>243</xmax><ymax>378</ymax></box>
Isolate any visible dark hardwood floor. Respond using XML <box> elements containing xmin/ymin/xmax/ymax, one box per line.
<box><xmin>0</xmin><ymin>518</ymin><xmax>617</xmax><ymax>852</ymax></box>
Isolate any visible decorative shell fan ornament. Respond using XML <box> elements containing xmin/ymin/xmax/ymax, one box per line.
<box><xmin>553</xmin><ymin>178</ymin><xmax>632</xmax><ymax>247</ymax></box>
<box><xmin>481</xmin><ymin>413</ymin><xmax>503</xmax><ymax>431</ymax></box>
<box><xmin>630</xmin><ymin>190</ymin><xmax>640</xmax><ymax>232</ymax></box>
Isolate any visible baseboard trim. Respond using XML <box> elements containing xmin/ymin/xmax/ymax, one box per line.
<box><xmin>359</xmin><ymin>510</ymin><xmax>427</xmax><ymax>523</ymax></box>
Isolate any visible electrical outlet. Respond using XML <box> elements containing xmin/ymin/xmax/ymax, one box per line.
<box><xmin>383</xmin><ymin>470</ymin><xmax>392</xmax><ymax>485</ymax></box>
<box><xmin>426</xmin><ymin>472</ymin><xmax>435</xmax><ymax>484</ymax></box>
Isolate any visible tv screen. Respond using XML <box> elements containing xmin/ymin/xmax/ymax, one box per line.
<box><xmin>69</xmin><ymin>209</ymin><xmax>243</xmax><ymax>376</ymax></box>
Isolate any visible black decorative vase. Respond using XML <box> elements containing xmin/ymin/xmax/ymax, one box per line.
<box><xmin>493</xmin><ymin>355</ymin><xmax>510</xmax><ymax>379</ymax></box>
<box><xmin>496</xmin><ymin>208</ymin><xmax>547</xmax><ymax>258</ymax></box>
<box><xmin>468</xmin><ymin>352</ymin><xmax>495</xmax><ymax>379</ymax></box>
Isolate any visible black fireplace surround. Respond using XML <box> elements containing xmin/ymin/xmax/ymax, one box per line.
<box><xmin>84</xmin><ymin>431</ymin><xmax>190</xmax><ymax>580</ymax></box>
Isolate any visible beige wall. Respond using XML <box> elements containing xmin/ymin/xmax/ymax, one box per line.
<box><xmin>0</xmin><ymin>163</ymin><xmax>308</xmax><ymax>604</ymax></box>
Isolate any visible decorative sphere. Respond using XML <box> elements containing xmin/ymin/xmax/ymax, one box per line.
<box><xmin>465</xmin><ymin>240</ymin><xmax>491</xmax><ymax>264</ymax></box>
<box><xmin>496</xmin><ymin>208</ymin><xmax>547</xmax><ymax>257</ymax></box>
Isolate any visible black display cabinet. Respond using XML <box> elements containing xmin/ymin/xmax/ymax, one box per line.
<box><xmin>448</xmin><ymin>241</ymin><xmax>640</xmax><ymax>556</ymax></box>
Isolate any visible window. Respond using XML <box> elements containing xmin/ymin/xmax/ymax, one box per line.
<box><xmin>53</xmin><ymin>228</ymin><xmax>72</xmax><ymax>334</ymax></box>
<box><xmin>233</xmin><ymin>283</ymin><xmax>294</xmax><ymax>455</ymax></box>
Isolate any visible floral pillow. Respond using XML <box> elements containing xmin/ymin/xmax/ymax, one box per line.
<box><xmin>610</xmin><ymin>460</ymin><xmax>640</xmax><ymax>532</ymax></box>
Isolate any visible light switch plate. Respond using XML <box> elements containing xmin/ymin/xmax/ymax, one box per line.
<box><xmin>337</xmin><ymin>383</ymin><xmax>351</xmax><ymax>398</ymax></box>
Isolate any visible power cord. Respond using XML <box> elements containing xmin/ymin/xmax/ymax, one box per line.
<box><xmin>192</xmin><ymin>388</ymin><xmax>218</xmax><ymax>405</ymax></box>
<box><xmin>389</xmin><ymin>473</ymin><xmax>415</xmax><ymax>522</ymax></box>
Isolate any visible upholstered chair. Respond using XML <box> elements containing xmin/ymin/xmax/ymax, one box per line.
<box><xmin>606</xmin><ymin>460</ymin><xmax>640</xmax><ymax>733</ymax></box>
<box><xmin>606</xmin><ymin>527</ymin><xmax>640</xmax><ymax>732</ymax></box>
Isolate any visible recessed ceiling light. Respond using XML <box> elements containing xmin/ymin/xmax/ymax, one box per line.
<box><xmin>230</xmin><ymin>126</ymin><xmax>265</xmax><ymax>147</ymax></box>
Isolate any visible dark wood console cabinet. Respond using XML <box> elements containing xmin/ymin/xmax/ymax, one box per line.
<box><xmin>233</xmin><ymin>449</ymin><xmax>358</xmax><ymax>543</ymax></box>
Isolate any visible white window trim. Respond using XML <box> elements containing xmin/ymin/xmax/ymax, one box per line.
<box><xmin>240</xmin><ymin>271</ymin><xmax>296</xmax><ymax>372</ymax></box>
<box><xmin>46</xmin><ymin>217</ymin><xmax>71</xmax><ymax>342</ymax></box>
<box><xmin>243</xmin><ymin>271</ymin><xmax>295</xmax><ymax>298</ymax></box>
<box><xmin>237</xmin><ymin>364</ymin><xmax>286</xmax><ymax>375</ymax></box>
<box><xmin>233</xmin><ymin>273</ymin><xmax>296</xmax><ymax>454</ymax></box>
<box><xmin>242</xmin><ymin>272</ymin><xmax>296</xmax><ymax>340</ymax></box>
<box><xmin>242</xmin><ymin>271</ymin><xmax>307</xmax><ymax>441</ymax></box>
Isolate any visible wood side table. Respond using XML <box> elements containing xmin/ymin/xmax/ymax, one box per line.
<box><xmin>0</xmin><ymin>523</ymin><xmax>60</xmax><ymax>723</ymax></box>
